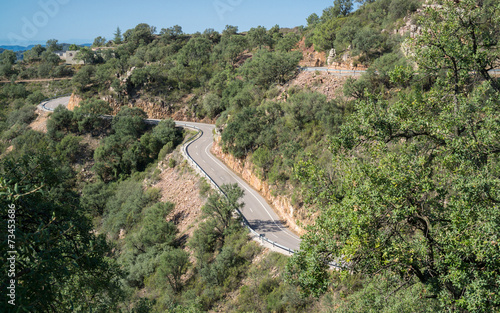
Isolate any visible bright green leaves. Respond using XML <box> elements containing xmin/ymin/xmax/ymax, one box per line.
<box><xmin>410</xmin><ymin>0</ymin><xmax>500</xmax><ymax>93</ymax></box>
<box><xmin>292</xmin><ymin>2</ymin><xmax>500</xmax><ymax>309</ymax></box>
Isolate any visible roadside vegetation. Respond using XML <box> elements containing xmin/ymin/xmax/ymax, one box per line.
<box><xmin>1</xmin><ymin>0</ymin><xmax>499</xmax><ymax>312</ymax></box>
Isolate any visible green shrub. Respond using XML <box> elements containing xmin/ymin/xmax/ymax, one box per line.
<box><xmin>158</xmin><ymin>142</ymin><xmax>174</xmax><ymax>160</ymax></box>
<box><xmin>168</xmin><ymin>158</ymin><xmax>177</xmax><ymax>168</ymax></box>
<box><xmin>7</xmin><ymin>105</ymin><xmax>36</xmax><ymax>126</ymax></box>
<box><xmin>55</xmin><ymin>134</ymin><xmax>82</xmax><ymax>162</ymax></box>
<box><xmin>199</xmin><ymin>178</ymin><xmax>212</xmax><ymax>197</ymax></box>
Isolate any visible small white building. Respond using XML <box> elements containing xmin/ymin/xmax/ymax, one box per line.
<box><xmin>53</xmin><ymin>50</ymin><xmax>84</xmax><ymax>65</ymax></box>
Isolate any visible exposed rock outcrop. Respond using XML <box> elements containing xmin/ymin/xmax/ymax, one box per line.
<box><xmin>67</xmin><ymin>93</ymin><xmax>83</xmax><ymax>111</ymax></box>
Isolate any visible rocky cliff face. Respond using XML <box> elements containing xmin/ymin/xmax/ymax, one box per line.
<box><xmin>297</xmin><ymin>38</ymin><xmax>326</xmax><ymax>67</ymax></box>
<box><xmin>67</xmin><ymin>93</ymin><xmax>83</xmax><ymax>111</ymax></box>
<box><xmin>106</xmin><ymin>96</ymin><xmax>214</xmax><ymax>123</ymax></box>
<box><xmin>211</xmin><ymin>137</ymin><xmax>307</xmax><ymax>236</ymax></box>
<box><xmin>69</xmin><ymin>93</ymin><xmax>214</xmax><ymax>123</ymax></box>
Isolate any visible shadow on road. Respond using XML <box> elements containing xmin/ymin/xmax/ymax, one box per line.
<box><xmin>247</xmin><ymin>218</ymin><xmax>289</xmax><ymax>236</ymax></box>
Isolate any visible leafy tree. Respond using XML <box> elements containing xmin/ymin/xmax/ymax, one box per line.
<box><xmin>290</xmin><ymin>1</ymin><xmax>500</xmax><ymax>310</ymax></box>
<box><xmin>93</xmin><ymin>134</ymin><xmax>135</xmax><ymax>182</ymax></box>
<box><xmin>74</xmin><ymin>97</ymin><xmax>112</xmax><ymax>134</ymax></box>
<box><xmin>151</xmin><ymin>118</ymin><xmax>180</xmax><ymax>147</ymax></box>
<box><xmin>40</xmin><ymin>50</ymin><xmax>61</xmax><ymax>65</ymax></box>
<box><xmin>7</xmin><ymin>105</ymin><xmax>36</xmax><ymax>126</ymax></box>
<box><xmin>202</xmin><ymin>93</ymin><xmax>224</xmax><ymax>118</ymax></box>
<box><xmin>239</xmin><ymin>49</ymin><xmax>302</xmax><ymax>88</ymax></box>
<box><xmin>193</xmin><ymin>184</ymin><xmax>245</xmax><ymax>254</ymax></box>
<box><xmin>202</xmin><ymin>184</ymin><xmax>244</xmax><ymax>238</ymax></box>
<box><xmin>159</xmin><ymin>25</ymin><xmax>184</xmax><ymax>41</ymax></box>
<box><xmin>0</xmin><ymin>153</ymin><xmax>123</xmax><ymax>312</ymax></box>
<box><xmin>93</xmin><ymin>36</ymin><xmax>107</xmax><ymax>47</ymax></box>
<box><xmin>334</xmin><ymin>0</ymin><xmax>354</xmax><ymax>17</ymax></box>
<box><xmin>55</xmin><ymin>134</ymin><xmax>82</xmax><ymax>162</ymax></box>
<box><xmin>23</xmin><ymin>44</ymin><xmax>45</xmax><ymax>62</ymax></box>
<box><xmin>137</xmin><ymin>202</ymin><xmax>177</xmax><ymax>247</ymax></box>
<box><xmin>247</xmin><ymin>26</ymin><xmax>271</xmax><ymax>49</ymax></box>
<box><xmin>157</xmin><ymin>248</ymin><xmax>190</xmax><ymax>293</ymax></box>
<box><xmin>222</xmin><ymin>107</ymin><xmax>264</xmax><ymax>158</ymax></box>
<box><xmin>312</xmin><ymin>17</ymin><xmax>344</xmax><ymax>51</ymax></box>
<box><xmin>75</xmin><ymin>47</ymin><xmax>97</xmax><ymax>65</ymax></box>
<box><xmin>123</xmin><ymin>23</ymin><xmax>156</xmax><ymax>47</ymax></box>
<box><xmin>72</xmin><ymin>65</ymin><xmax>95</xmax><ymax>91</ymax></box>
<box><xmin>0</xmin><ymin>50</ymin><xmax>16</xmax><ymax>66</ymax></box>
<box><xmin>111</xmin><ymin>106</ymin><xmax>147</xmax><ymax>138</ymax></box>
<box><xmin>46</xmin><ymin>39</ymin><xmax>62</xmax><ymax>52</ymax></box>
<box><xmin>212</xmin><ymin>34</ymin><xmax>247</xmax><ymax>68</ymax></box>
<box><xmin>203</xmin><ymin>28</ymin><xmax>221</xmax><ymax>44</ymax></box>
<box><xmin>410</xmin><ymin>0</ymin><xmax>500</xmax><ymax>93</ymax></box>
<box><xmin>68</xmin><ymin>43</ymin><xmax>80</xmax><ymax>50</ymax></box>
<box><xmin>276</xmin><ymin>32</ymin><xmax>300</xmax><ymax>52</ymax></box>
<box><xmin>103</xmin><ymin>179</ymin><xmax>153</xmax><ymax>235</ymax></box>
<box><xmin>222</xmin><ymin>25</ymin><xmax>239</xmax><ymax>37</ymax></box>
<box><xmin>81</xmin><ymin>181</ymin><xmax>116</xmax><ymax>216</ymax></box>
<box><xmin>47</xmin><ymin>106</ymin><xmax>77</xmax><ymax>139</ymax></box>
<box><xmin>352</xmin><ymin>27</ymin><xmax>384</xmax><ymax>60</ymax></box>
<box><xmin>11</xmin><ymin>129</ymin><xmax>51</xmax><ymax>157</ymax></box>
<box><xmin>0</xmin><ymin>50</ymin><xmax>17</xmax><ymax>78</ymax></box>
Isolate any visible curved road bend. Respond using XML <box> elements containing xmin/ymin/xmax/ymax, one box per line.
<box><xmin>42</xmin><ymin>98</ymin><xmax>302</xmax><ymax>251</ymax></box>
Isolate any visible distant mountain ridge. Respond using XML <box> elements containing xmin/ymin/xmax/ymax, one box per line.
<box><xmin>0</xmin><ymin>43</ymin><xmax>91</xmax><ymax>53</ymax></box>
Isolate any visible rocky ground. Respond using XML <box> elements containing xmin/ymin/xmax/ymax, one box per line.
<box><xmin>279</xmin><ymin>70</ymin><xmax>349</xmax><ymax>101</ymax></box>
<box><xmin>29</xmin><ymin>108</ymin><xmax>50</xmax><ymax>133</ymax></box>
<box><xmin>153</xmin><ymin>153</ymin><xmax>207</xmax><ymax>239</ymax></box>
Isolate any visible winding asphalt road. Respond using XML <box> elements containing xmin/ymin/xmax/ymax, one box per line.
<box><xmin>40</xmin><ymin>97</ymin><xmax>302</xmax><ymax>252</ymax></box>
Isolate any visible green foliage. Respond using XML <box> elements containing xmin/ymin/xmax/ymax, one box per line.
<box><xmin>158</xmin><ymin>142</ymin><xmax>174</xmax><ymax>160</ymax></box>
<box><xmin>239</xmin><ymin>49</ymin><xmax>302</xmax><ymax>88</ymax></box>
<box><xmin>411</xmin><ymin>0</ymin><xmax>500</xmax><ymax>93</ymax></box>
<box><xmin>293</xmin><ymin>4</ymin><xmax>500</xmax><ymax>308</ymax></box>
<box><xmin>47</xmin><ymin>106</ymin><xmax>77</xmax><ymax>140</ymax></box>
<box><xmin>123</xmin><ymin>23</ymin><xmax>156</xmax><ymax>48</ymax></box>
<box><xmin>46</xmin><ymin>39</ymin><xmax>62</xmax><ymax>52</ymax></box>
<box><xmin>81</xmin><ymin>181</ymin><xmax>116</xmax><ymax>216</ymax></box>
<box><xmin>93</xmin><ymin>110</ymin><xmax>180</xmax><ymax>182</ymax></box>
<box><xmin>112</xmin><ymin>106</ymin><xmax>147</xmax><ymax>137</ymax></box>
<box><xmin>168</xmin><ymin>158</ymin><xmax>177</xmax><ymax>168</ymax></box>
<box><xmin>74</xmin><ymin>97</ymin><xmax>112</xmax><ymax>134</ymax></box>
<box><xmin>234</xmin><ymin>252</ymin><xmax>309</xmax><ymax>313</ymax></box>
<box><xmin>0</xmin><ymin>153</ymin><xmax>123</xmax><ymax>312</ymax></box>
<box><xmin>6</xmin><ymin>105</ymin><xmax>36</xmax><ymax>126</ymax></box>
<box><xmin>202</xmin><ymin>184</ymin><xmax>244</xmax><ymax>239</ymax></box>
<box><xmin>221</xmin><ymin>107</ymin><xmax>264</xmax><ymax>158</ymax></box>
<box><xmin>113</xmin><ymin>27</ymin><xmax>123</xmax><ymax>44</ymax></box>
<box><xmin>202</xmin><ymin>93</ymin><xmax>224</xmax><ymax>118</ymax></box>
<box><xmin>103</xmin><ymin>179</ymin><xmax>154</xmax><ymax>236</ymax></box>
<box><xmin>55</xmin><ymin>134</ymin><xmax>82</xmax><ymax>162</ymax></box>
<box><xmin>93</xmin><ymin>36</ymin><xmax>107</xmax><ymax>47</ymax></box>
<box><xmin>23</xmin><ymin>44</ymin><xmax>45</xmax><ymax>63</ymax></box>
<box><xmin>0</xmin><ymin>50</ymin><xmax>16</xmax><ymax>69</ymax></box>
<box><xmin>276</xmin><ymin>32</ymin><xmax>301</xmax><ymax>52</ymax></box>
<box><xmin>72</xmin><ymin>65</ymin><xmax>95</xmax><ymax>91</ymax></box>
<box><xmin>321</xmin><ymin>273</ymin><xmax>440</xmax><ymax>313</ymax></box>
<box><xmin>388</xmin><ymin>65</ymin><xmax>414</xmax><ymax>88</ymax></box>
<box><xmin>247</xmin><ymin>26</ymin><xmax>271</xmax><ymax>49</ymax></box>
<box><xmin>157</xmin><ymin>248</ymin><xmax>190</xmax><ymax>293</ymax></box>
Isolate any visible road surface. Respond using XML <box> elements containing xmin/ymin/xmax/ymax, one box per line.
<box><xmin>41</xmin><ymin>97</ymin><xmax>302</xmax><ymax>252</ymax></box>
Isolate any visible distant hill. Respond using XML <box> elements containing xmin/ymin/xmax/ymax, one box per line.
<box><xmin>0</xmin><ymin>45</ymin><xmax>37</xmax><ymax>52</ymax></box>
<box><xmin>0</xmin><ymin>43</ymin><xmax>91</xmax><ymax>53</ymax></box>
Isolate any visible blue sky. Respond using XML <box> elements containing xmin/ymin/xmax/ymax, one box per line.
<box><xmin>0</xmin><ymin>0</ymin><xmax>334</xmax><ymax>46</ymax></box>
